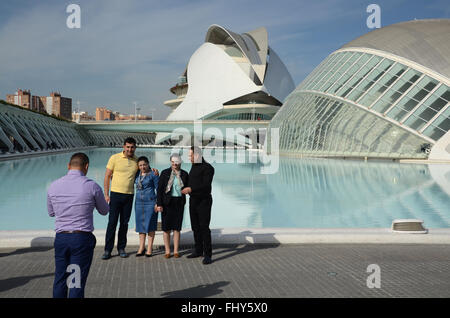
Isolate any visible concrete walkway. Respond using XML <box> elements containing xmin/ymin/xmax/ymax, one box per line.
<box><xmin>2</xmin><ymin>228</ymin><xmax>450</xmax><ymax>249</ymax></box>
<box><xmin>1</xmin><ymin>242</ymin><xmax>450</xmax><ymax>298</ymax></box>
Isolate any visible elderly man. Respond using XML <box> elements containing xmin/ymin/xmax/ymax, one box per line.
<box><xmin>181</xmin><ymin>146</ymin><xmax>215</xmax><ymax>265</ymax></box>
<box><xmin>47</xmin><ymin>152</ymin><xmax>109</xmax><ymax>298</ymax></box>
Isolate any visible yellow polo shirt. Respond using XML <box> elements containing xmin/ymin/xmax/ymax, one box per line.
<box><xmin>106</xmin><ymin>152</ymin><xmax>138</xmax><ymax>194</ymax></box>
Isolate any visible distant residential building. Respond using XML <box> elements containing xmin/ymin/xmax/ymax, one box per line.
<box><xmin>96</xmin><ymin>107</ymin><xmax>115</xmax><ymax>121</ymax></box>
<box><xmin>6</xmin><ymin>89</ymin><xmax>72</xmax><ymax>120</ymax></box>
<box><xmin>32</xmin><ymin>96</ymin><xmax>46</xmax><ymax>113</ymax></box>
<box><xmin>95</xmin><ymin>107</ymin><xmax>151</xmax><ymax>121</ymax></box>
<box><xmin>72</xmin><ymin>111</ymin><xmax>95</xmax><ymax>122</ymax></box>
<box><xmin>6</xmin><ymin>89</ymin><xmax>33</xmax><ymax>110</ymax></box>
<box><xmin>44</xmin><ymin>92</ymin><xmax>72</xmax><ymax>120</ymax></box>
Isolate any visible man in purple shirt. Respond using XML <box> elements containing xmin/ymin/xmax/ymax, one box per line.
<box><xmin>47</xmin><ymin>152</ymin><xmax>109</xmax><ymax>298</ymax></box>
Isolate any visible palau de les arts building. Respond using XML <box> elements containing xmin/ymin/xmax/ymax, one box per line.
<box><xmin>162</xmin><ymin>20</ymin><xmax>450</xmax><ymax>161</ymax></box>
<box><xmin>158</xmin><ymin>24</ymin><xmax>295</xmax><ymax>145</ymax></box>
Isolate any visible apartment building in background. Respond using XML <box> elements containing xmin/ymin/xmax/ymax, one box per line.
<box><xmin>96</xmin><ymin>107</ymin><xmax>115</xmax><ymax>121</ymax></box>
<box><xmin>6</xmin><ymin>89</ymin><xmax>72</xmax><ymax>120</ymax></box>
<box><xmin>72</xmin><ymin>111</ymin><xmax>95</xmax><ymax>122</ymax></box>
<box><xmin>95</xmin><ymin>107</ymin><xmax>151</xmax><ymax>121</ymax></box>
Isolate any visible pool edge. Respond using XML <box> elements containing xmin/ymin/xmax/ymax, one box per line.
<box><xmin>1</xmin><ymin>227</ymin><xmax>450</xmax><ymax>248</ymax></box>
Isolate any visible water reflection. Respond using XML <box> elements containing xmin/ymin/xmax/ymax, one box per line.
<box><xmin>262</xmin><ymin>158</ymin><xmax>450</xmax><ymax>228</ymax></box>
<box><xmin>0</xmin><ymin>148</ymin><xmax>449</xmax><ymax>230</ymax></box>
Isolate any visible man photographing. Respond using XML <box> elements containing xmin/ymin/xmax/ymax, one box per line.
<box><xmin>47</xmin><ymin>152</ymin><xmax>109</xmax><ymax>298</ymax></box>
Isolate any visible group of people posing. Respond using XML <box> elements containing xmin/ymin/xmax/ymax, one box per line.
<box><xmin>47</xmin><ymin>137</ymin><xmax>214</xmax><ymax>298</ymax></box>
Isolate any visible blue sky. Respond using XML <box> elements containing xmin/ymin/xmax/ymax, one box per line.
<box><xmin>0</xmin><ymin>0</ymin><xmax>449</xmax><ymax>119</ymax></box>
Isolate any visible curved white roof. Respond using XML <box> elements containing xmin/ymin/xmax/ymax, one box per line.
<box><xmin>157</xmin><ymin>24</ymin><xmax>295</xmax><ymax>144</ymax></box>
<box><xmin>341</xmin><ymin>19</ymin><xmax>450</xmax><ymax>80</ymax></box>
<box><xmin>205</xmin><ymin>24</ymin><xmax>268</xmax><ymax>83</ymax></box>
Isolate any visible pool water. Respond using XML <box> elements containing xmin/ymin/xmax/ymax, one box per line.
<box><xmin>1</xmin><ymin>148</ymin><xmax>450</xmax><ymax>231</ymax></box>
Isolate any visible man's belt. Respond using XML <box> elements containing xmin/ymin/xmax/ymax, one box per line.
<box><xmin>59</xmin><ymin>230</ymin><xmax>91</xmax><ymax>234</ymax></box>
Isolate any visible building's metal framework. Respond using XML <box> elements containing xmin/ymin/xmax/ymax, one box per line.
<box><xmin>0</xmin><ymin>103</ymin><xmax>155</xmax><ymax>154</ymax></box>
<box><xmin>270</xmin><ymin>19</ymin><xmax>450</xmax><ymax>160</ymax></box>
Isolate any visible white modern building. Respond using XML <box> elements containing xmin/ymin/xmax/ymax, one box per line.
<box><xmin>158</xmin><ymin>24</ymin><xmax>295</xmax><ymax>145</ymax></box>
<box><xmin>270</xmin><ymin>19</ymin><xmax>450</xmax><ymax>161</ymax></box>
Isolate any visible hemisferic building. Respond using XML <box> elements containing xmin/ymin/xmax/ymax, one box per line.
<box><xmin>270</xmin><ymin>19</ymin><xmax>450</xmax><ymax>161</ymax></box>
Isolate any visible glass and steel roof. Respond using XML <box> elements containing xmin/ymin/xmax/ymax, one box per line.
<box><xmin>295</xmin><ymin>49</ymin><xmax>450</xmax><ymax>142</ymax></box>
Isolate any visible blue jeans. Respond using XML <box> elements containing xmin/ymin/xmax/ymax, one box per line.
<box><xmin>53</xmin><ymin>232</ymin><xmax>96</xmax><ymax>298</ymax></box>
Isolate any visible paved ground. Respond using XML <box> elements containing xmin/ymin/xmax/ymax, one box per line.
<box><xmin>1</xmin><ymin>244</ymin><xmax>450</xmax><ymax>298</ymax></box>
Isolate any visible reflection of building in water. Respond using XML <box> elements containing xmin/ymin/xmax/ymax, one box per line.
<box><xmin>208</xmin><ymin>161</ymin><xmax>267</xmax><ymax>227</ymax></box>
<box><xmin>270</xmin><ymin>19</ymin><xmax>450</xmax><ymax>161</ymax></box>
<box><xmin>1</xmin><ymin>149</ymin><xmax>450</xmax><ymax>230</ymax></box>
<box><xmin>429</xmin><ymin>164</ymin><xmax>450</xmax><ymax>197</ymax></box>
<box><xmin>162</xmin><ymin>150</ymin><xmax>450</xmax><ymax>228</ymax></box>
<box><xmin>262</xmin><ymin>157</ymin><xmax>450</xmax><ymax>227</ymax></box>
<box><xmin>204</xmin><ymin>152</ymin><xmax>450</xmax><ymax>228</ymax></box>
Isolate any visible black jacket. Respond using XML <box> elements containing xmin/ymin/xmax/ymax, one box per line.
<box><xmin>156</xmin><ymin>168</ymin><xmax>189</xmax><ymax>207</ymax></box>
<box><xmin>188</xmin><ymin>159</ymin><xmax>215</xmax><ymax>197</ymax></box>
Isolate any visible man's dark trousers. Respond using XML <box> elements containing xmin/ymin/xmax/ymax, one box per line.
<box><xmin>189</xmin><ymin>195</ymin><xmax>213</xmax><ymax>257</ymax></box>
<box><xmin>105</xmin><ymin>191</ymin><xmax>134</xmax><ymax>253</ymax></box>
<box><xmin>53</xmin><ymin>232</ymin><xmax>96</xmax><ymax>298</ymax></box>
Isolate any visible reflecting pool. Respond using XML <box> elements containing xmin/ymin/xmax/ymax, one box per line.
<box><xmin>1</xmin><ymin>148</ymin><xmax>449</xmax><ymax>231</ymax></box>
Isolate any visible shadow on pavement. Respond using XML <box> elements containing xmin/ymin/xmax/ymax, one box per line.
<box><xmin>211</xmin><ymin>244</ymin><xmax>280</xmax><ymax>263</ymax></box>
<box><xmin>0</xmin><ymin>237</ymin><xmax>54</xmax><ymax>257</ymax></box>
<box><xmin>175</xmin><ymin>230</ymin><xmax>281</xmax><ymax>262</ymax></box>
<box><xmin>0</xmin><ymin>273</ymin><xmax>54</xmax><ymax>293</ymax></box>
<box><xmin>209</xmin><ymin>230</ymin><xmax>280</xmax><ymax>263</ymax></box>
<box><xmin>160</xmin><ymin>281</ymin><xmax>230</xmax><ymax>298</ymax></box>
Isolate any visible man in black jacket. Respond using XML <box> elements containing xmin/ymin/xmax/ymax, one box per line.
<box><xmin>181</xmin><ymin>146</ymin><xmax>215</xmax><ymax>264</ymax></box>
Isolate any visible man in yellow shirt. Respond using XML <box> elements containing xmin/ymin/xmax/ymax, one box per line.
<box><xmin>102</xmin><ymin>137</ymin><xmax>139</xmax><ymax>260</ymax></box>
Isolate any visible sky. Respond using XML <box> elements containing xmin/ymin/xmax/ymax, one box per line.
<box><xmin>0</xmin><ymin>0</ymin><xmax>449</xmax><ymax>119</ymax></box>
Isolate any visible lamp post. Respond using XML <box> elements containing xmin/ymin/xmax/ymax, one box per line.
<box><xmin>133</xmin><ymin>101</ymin><xmax>138</xmax><ymax>122</ymax></box>
<box><xmin>75</xmin><ymin>100</ymin><xmax>81</xmax><ymax>123</ymax></box>
<box><xmin>149</xmin><ymin>108</ymin><xmax>155</xmax><ymax>121</ymax></box>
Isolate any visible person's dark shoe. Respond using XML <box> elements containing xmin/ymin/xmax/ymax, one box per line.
<box><xmin>187</xmin><ymin>252</ymin><xmax>202</xmax><ymax>259</ymax></box>
<box><xmin>102</xmin><ymin>252</ymin><xmax>111</xmax><ymax>260</ymax></box>
<box><xmin>118</xmin><ymin>249</ymin><xmax>128</xmax><ymax>258</ymax></box>
<box><xmin>136</xmin><ymin>249</ymin><xmax>146</xmax><ymax>257</ymax></box>
<box><xmin>202</xmin><ymin>256</ymin><xmax>212</xmax><ymax>265</ymax></box>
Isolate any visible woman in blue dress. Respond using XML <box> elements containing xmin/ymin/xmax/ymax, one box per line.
<box><xmin>135</xmin><ymin>156</ymin><xmax>159</xmax><ymax>257</ymax></box>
